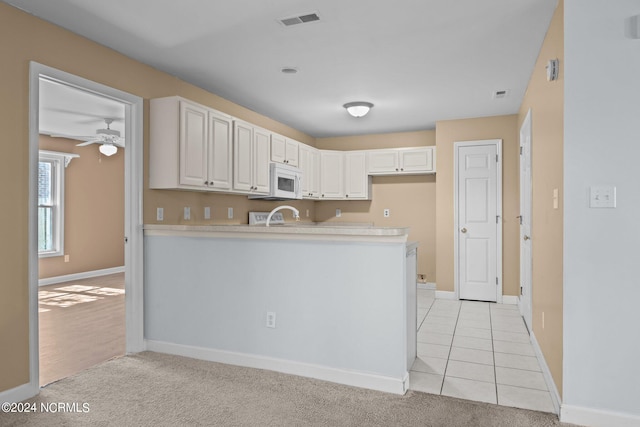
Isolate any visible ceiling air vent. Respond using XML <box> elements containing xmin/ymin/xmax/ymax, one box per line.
<box><xmin>279</xmin><ymin>12</ymin><xmax>320</xmax><ymax>27</ymax></box>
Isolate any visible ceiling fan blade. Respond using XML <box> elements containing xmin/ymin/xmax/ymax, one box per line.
<box><xmin>76</xmin><ymin>140</ymin><xmax>100</xmax><ymax>146</ymax></box>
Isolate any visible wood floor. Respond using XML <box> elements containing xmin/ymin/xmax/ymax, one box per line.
<box><xmin>38</xmin><ymin>273</ymin><xmax>125</xmax><ymax>386</ymax></box>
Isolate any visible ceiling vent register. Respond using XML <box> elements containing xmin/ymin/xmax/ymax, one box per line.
<box><xmin>279</xmin><ymin>12</ymin><xmax>320</xmax><ymax>27</ymax></box>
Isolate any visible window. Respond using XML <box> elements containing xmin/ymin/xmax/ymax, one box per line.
<box><xmin>38</xmin><ymin>151</ymin><xmax>76</xmax><ymax>257</ymax></box>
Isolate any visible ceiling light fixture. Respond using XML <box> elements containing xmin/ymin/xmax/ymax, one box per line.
<box><xmin>99</xmin><ymin>144</ymin><xmax>118</xmax><ymax>156</ymax></box>
<box><xmin>343</xmin><ymin>101</ymin><xmax>373</xmax><ymax>118</ymax></box>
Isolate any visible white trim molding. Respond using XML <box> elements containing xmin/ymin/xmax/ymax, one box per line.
<box><xmin>145</xmin><ymin>340</ymin><xmax>409</xmax><ymax>395</ymax></box>
<box><xmin>435</xmin><ymin>290</ymin><xmax>457</xmax><ymax>300</ymax></box>
<box><xmin>38</xmin><ymin>266</ymin><xmax>125</xmax><ymax>286</ymax></box>
<box><xmin>0</xmin><ymin>383</ymin><xmax>35</xmax><ymax>404</ymax></box>
<box><xmin>501</xmin><ymin>295</ymin><xmax>519</xmax><ymax>305</ymax></box>
<box><xmin>560</xmin><ymin>405</ymin><xmax>640</xmax><ymax>427</ymax></box>
<box><xmin>417</xmin><ymin>282</ymin><xmax>436</xmax><ymax>290</ymax></box>
<box><xmin>530</xmin><ymin>331</ymin><xmax>561</xmax><ymax>415</ymax></box>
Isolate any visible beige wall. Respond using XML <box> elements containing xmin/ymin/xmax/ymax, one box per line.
<box><xmin>435</xmin><ymin>115</ymin><xmax>520</xmax><ymax>296</ymax></box>
<box><xmin>38</xmin><ymin>136</ymin><xmax>124</xmax><ymax>278</ymax></box>
<box><xmin>0</xmin><ymin>2</ymin><xmax>314</xmax><ymax>393</ymax></box>
<box><xmin>315</xmin><ymin>131</ymin><xmax>436</xmax><ymax>282</ymax></box>
<box><xmin>517</xmin><ymin>0</ymin><xmax>564</xmax><ymax>395</ymax></box>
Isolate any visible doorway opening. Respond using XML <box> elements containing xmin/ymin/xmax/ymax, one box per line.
<box><xmin>28</xmin><ymin>63</ymin><xmax>144</xmax><ymax>394</ymax></box>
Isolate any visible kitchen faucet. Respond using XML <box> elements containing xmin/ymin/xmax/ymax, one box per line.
<box><xmin>266</xmin><ymin>205</ymin><xmax>300</xmax><ymax>227</ymax></box>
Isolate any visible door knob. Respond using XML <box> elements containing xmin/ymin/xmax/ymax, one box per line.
<box><xmin>461</xmin><ymin>228</ymin><xmax>467</xmax><ymax>233</ymax></box>
<box><xmin>524</xmin><ymin>235</ymin><xmax>530</xmax><ymax>241</ymax></box>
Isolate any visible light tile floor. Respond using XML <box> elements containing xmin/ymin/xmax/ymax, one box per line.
<box><xmin>410</xmin><ymin>289</ymin><xmax>555</xmax><ymax>414</ymax></box>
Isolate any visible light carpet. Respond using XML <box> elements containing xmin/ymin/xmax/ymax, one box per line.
<box><xmin>1</xmin><ymin>352</ymin><xmax>576</xmax><ymax>426</ymax></box>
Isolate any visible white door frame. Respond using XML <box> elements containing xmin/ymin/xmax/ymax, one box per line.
<box><xmin>519</xmin><ymin>109</ymin><xmax>533</xmax><ymax>329</ymax></box>
<box><xmin>27</xmin><ymin>62</ymin><xmax>144</xmax><ymax>397</ymax></box>
<box><xmin>453</xmin><ymin>139</ymin><xmax>503</xmax><ymax>303</ymax></box>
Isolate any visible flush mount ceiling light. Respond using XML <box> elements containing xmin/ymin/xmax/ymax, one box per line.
<box><xmin>343</xmin><ymin>102</ymin><xmax>373</xmax><ymax>118</ymax></box>
<box><xmin>99</xmin><ymin>143</ymin><xmax>118</xmax><ymax>156</ymax></box>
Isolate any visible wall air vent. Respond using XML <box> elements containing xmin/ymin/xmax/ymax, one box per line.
<box><xmin>279</xmin><ymin>12</ymin><xmax>320</xmax><ymax>27</ymax></box>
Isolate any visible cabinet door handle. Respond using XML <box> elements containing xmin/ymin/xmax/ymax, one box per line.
<box><xmin>204</xmin><ymin>181</ymin><xmax>209</xmax><ymax>185</ymax></box>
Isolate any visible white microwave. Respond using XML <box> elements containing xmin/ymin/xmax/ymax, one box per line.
<box><xmin>249</xmin><ymin>163</ymin><xmax>303</xmax><ymax>200</ymax></box>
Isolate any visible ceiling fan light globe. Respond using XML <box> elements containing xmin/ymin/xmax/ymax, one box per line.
<box><xmin>99</xmin><ymin>144</ymin><xmax>118</xmax><ymax>156</ymax></box>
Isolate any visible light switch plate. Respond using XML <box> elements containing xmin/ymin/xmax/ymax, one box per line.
<box><xmin>228</xmin><ymin>207</ymin><xmax>234</xmax><ymax>219</ymax></box>
<box><xmin>204</xmin><ymin>207</ymin><xmax>211</xmax><ymax>220</ymax></box>
<box><xmin>183</xmin><ymin>207</ymin><xmax>191</xmax><ymax>220</ymax></box>
<box><xmin>589</xmin><ymin>185</ymin><xmax>616</xmax><ymax>208</ymax></box>
<box><xmin>156</xmin><ymin>207</ymin><xmax>164</xmax><ymax>221</ymax></box>
<box><xmin>336</xmin><ymin>208</ymin><xmax>341</xmax><ymax>218</ymax></box>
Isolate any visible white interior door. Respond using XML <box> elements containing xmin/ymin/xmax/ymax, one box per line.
<box><xmin>519</xmin><ymin>110</ymin><xmax>533</xmax><ymax>330</ymax></box>
<box><xmin>456</xmin><ymin>142</ymin><xmax>500</xmax><ymax>302</ymax></box>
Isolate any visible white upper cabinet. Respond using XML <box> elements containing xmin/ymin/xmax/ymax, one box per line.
<box><xmin>271</xmin><ymin>133</ymin><xmax>299</xmax><ymax>167</ymax></box>
<box><xmin>150</xmin><ymin>96</ymin><xmax>232</xmax><ymax>192</ymax></box>
<box><xmin>320</xmin><ymin>150</ymin><xmax>344</xmax><ymax>199</ymax></box>
<box><xmin>344</xmin><ymin>151</ymin><xmax>371</xmax><ymax>200</ymax></box>
<box><xmin>367</xmin><ymin>147</ymin><xmax>436</xmax><ymax>175</ymax></box>
<box><xmin>233</xmin><ymin>121</ymin><xmax>270</xmax><ymax>194</ymax></box>
<box><xmin>299</xmin><ymin>143</ymin><xmax>320</xmax><ymax>199</ymax></box>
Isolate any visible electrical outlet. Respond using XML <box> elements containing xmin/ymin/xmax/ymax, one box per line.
<box><xmin>64</xmin><ymin>255</ymin><xmax>70</xmax><ymax>263</ymax></box>
<box><xmin>306</xmin><ymin>209</ymin><xmax>309</xmax><ymax>218</ymax></box>
<box><xmin>204</xmin><ymin>207</ymin><xmax>211</xmax><ymax>220</ymax></box>
<box><xmin>383</xmin><ymin>208</ymin><xmax>390</xmax><ymax>218</ymax></box>
<box><xmin>156</xmin><ymin>207</ymin><xmax>164</xmax><ymax>221</ymax></box>
<box><xmin>336</xmin><ymin>208</ymin><xmax>341</xmax><ymax>218</ymax></box>
<box><xmin>542</xmin><ymin>311</ymin><xmax>545</xmax><ymax>329</ymax></box>
<box><xmin>228</xmin><ymin>207</ymin><xmax>234</xmax><ymax>219</ymax></box>
<box><xmin>183</xmin><ymin>207</ymin><xmax>191</xmax><ymax>220</ymax></box>
<box><xmin>266</xmin><ymin>312</ymin><xmax>276</xmax><ymax>328</ymax></box>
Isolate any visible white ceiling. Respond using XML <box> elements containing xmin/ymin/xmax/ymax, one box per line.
<box><xmin>10</xmin><ymin>0</ymin><xmax>558</xmax><ymax>138</ymax></box>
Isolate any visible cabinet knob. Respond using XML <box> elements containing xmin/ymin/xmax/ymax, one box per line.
<box><xmin>204</xmin><ymin>181</ymin><xmax>209</xmax><ymax>185</ymax></box>
<box><xmin>401</xmin><ymin>168</ymin><xmax>404</xmax><ymax>171</ymax></box>
<box><xmin>396</xmin><ymin>168</ymin><xmax>399</xmax><ymax>171</ymax></box>
<box><xmin>322</xmin><ymin>194</ymin><xmax>325</xmax><ymax>197</ymax></box>
<box><xmin>346</xmin><ymin>194</ymin><xmax>349</xmax><ymax>198</ymax></box>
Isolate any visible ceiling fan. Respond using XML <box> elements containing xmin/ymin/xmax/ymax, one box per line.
<box><xmin>74</xmin><ymin>118</ymin><xmax>124</xmax><ymax>156</ymax></box>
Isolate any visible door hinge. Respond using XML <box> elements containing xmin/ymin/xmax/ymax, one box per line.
<box><xmin>520</xmin><ymin>146</ymin><xmax>523</xmax><ymax>155</ymax></box>
<box><xmin>496</xmin><ymin>277</ymin><xmax>499</xmax><ymax>285</ymax></box>
<box><xmin>496</xmin><ymin>215</ymin><xmax>499</xmax><ymax>224</ymax></box>
<box><xmin>521</xmin><ymin>286</ymin><xmax>523</xmax><ymax>295</ymax></box>
<box><xmin>517</xmin><ymin>215</ymin><xmax>523</xmax><ymax>225</ymax></box>
<box><xmin>496</xmin><ymin>154</ymin><xmax>499</xmax><ymax>162</ymax></box>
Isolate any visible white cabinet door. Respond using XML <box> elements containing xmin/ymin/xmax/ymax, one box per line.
<box><xmin>253</xmin><ymin>127</ymin><xmax>271</xmax><ymax>194</ymax></box>
<box><xmin>344</xmin><ymin>151</ymin><xmax>369</xmax><ymax>199</ymax></box>
<box><xmin>285</xmin><ymin>139</ymin><xmax>299</xmax><ymax>167</ymax></box>
<box><xmin>299</xmin><ymin>144</ymin><xmax>320</xmax><ymax>199</ymax></box>
<box><xmin>233</xmin><ymin>121</ymin><xmax>253</xmax><ymax>192</ymax></box>
<box><xmin>401</xmin><ymin>148</ymin><xmax>434</xmax><ymax>173</ymax></box>
<box><xmin>179</xmin><ymin>101</ymin><xmax>209</xmax><ymax>187</ymax></box>
<box><xmin>320</xmin><ymin>151</ymin><xmax>344</xmax><ymax>199</ymax></box>
<box><xmin>367</xmin><ymin>150</ymin><xmax>399</xmax><ymax>174</ymax></box>
<box><xmin>207</xmin><ymin>111</ymin><xmax>232</xmax><ymax>190</ymax></box>
<box><xmin>270</xmin><ymin>133</ymin><xmax>287</xmax><ymax>164</ymax></box>
<box><xmin>309</xmin><ymin>149</ymin><xmax>320</xmax><ymax>197</ymax></box>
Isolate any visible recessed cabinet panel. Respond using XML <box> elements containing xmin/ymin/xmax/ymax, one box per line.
<box><xmin>179</xmin><ymin>102</ymin><xmax>209</xmax><ymax>187</ymax></box>
<box><xmin>367</xmin><ymin>147</ymin><xmax>435</xmax><ymax>175</ymax></box>
<box><xmin>253</xmin><ymin>128</ymin><xmax>271</xmax><ymax>193</ymax></box>
<box><xmin>320</xmin><ymin>151</ymin><xmax>344</xmax><ymax>199</ymax></box>
<box><xmin>233</xmin><ymin>122</ymin><xmax>253</xmax><ymax>192</ymax></box>
<box><xmin>345</xmin><ymin>152</ymin><xmax>370</xmax><ymax>199</ymax></box>
<box><xmin>270</xmin><ymin>133</ymin><xmax>287</xmax><ymax>164</ymax></box>
<box><xmin>208</xmin><ymin>113</ymin><xmax>232</xmax><ymax>190</ymax></box>
<box><xmin>285</xmin><ymin>139</ymin><xmax>299</xmax><ymax>167</ymax></box>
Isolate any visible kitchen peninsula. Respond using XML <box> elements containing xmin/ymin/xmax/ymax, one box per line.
<box><xmin>143</xmin><ymin>223</ymin><xmax>417</xmax><ymax>394</ymax></box>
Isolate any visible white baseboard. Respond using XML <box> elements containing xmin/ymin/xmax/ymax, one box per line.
<box><xmin>0</xmin><ymin>382</ymin><xmax>38</xmax><ymax>403</ymax></box>
<box><xmin>501</xmin><ymin>295</ymin><xmax>518</xmax><ymax>305</ymax></box>
<box><xmin>39</xmin><ymin>266</ymin><xmax>125</xmax><ymax>286</ymax></box>
<box><xmin>561</xmin><ymin>404</ymin><xmax>640</xmax><ymax>427</ymax></box>
<box><xmin>145</xmin><ymin>340</ymin><xmax>408</xmax><ymax>395</ymax></box>
<box><xmin>530</xmin><ymin>331</ymin><xmax>561</xmax><ymax>415</ymax></box>
<box><xmin>417</xmin><ymin>282</ymin><xmax>436</xmax><ymax>290</ymax></box>
<box><xmin>435</xmin><ymin>290</ymin><xmax>456</xmax><ymax>300</ymax></box>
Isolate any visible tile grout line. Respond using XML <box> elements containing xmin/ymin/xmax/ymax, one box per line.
<box><xmin>439</xmin><ymin>301</ymin><xmax>461</xmax><ymax>395</ymax></box>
